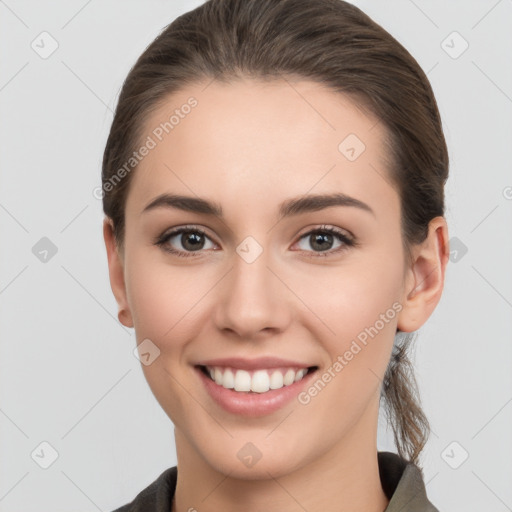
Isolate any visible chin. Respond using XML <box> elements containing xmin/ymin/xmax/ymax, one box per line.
<box><xmin>199</xmin><ymin>440</ymin><xmax>306</xmax><ymax>481</ymax></box>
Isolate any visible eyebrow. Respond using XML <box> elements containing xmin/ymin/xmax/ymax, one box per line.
<box><xmin>142</xmin><ymin>192</ymin><xmax>375</xmax><ymax>219</ymax></box>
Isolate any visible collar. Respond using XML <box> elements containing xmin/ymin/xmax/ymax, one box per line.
<box><xmin>378</xmin><ymin>451</ymin><xmax>440</xmax><ymax>511</ymax></box>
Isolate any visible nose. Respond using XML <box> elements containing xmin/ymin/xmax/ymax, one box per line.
<box><xmin>213</xmin><ymin>247</ymin><xmax>292</xmax><ymax>340</ymax></box>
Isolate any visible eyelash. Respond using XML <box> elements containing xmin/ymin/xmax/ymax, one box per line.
<box><xmin>154</xmin><ymin>224</ymin><xmax>357</xmax><ymax>259</ymax></box>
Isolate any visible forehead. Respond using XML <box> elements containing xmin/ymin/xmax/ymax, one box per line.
<box><xmin>126</xmin><ymin>78</ymin><xmax>398</xmax><ymax>222</ymax></box>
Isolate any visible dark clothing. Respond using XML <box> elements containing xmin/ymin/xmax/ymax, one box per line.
<box><xmin>112</xmin><ymin>451</ymin><xmax>439</xmax><ymax>511</ymax></box>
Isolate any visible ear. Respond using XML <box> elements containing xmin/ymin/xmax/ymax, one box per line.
<box><xmin>397</xmin><ymin>216</ymin><xmax>450</xmax><ymax>332</ymax></box>
<box><xmin>103</xmin><ymin>217</ymin><xmax>134</xmax><ymax>328</ymax></box>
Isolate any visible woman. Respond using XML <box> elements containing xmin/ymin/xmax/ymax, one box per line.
<box><xmin>102</xmin><ymin>0</ymin><xmax>449</xmax><ymax>510</ymax></box>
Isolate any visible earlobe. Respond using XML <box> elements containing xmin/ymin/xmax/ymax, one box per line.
<box><xmin>118</xmin><ymin>307</ymin><xmax>133</xmax><ymax>327</ymax></box>
<box><xmin>397</xmin><ymin>216</ymin><xmax>449</xmax><ymax>333</ymax></box>
<box><xmin>103</xmin><ymin>217</ymin><xmax>134</xmax><ymax>328</ymax></box>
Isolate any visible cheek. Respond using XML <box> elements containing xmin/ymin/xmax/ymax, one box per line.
<box><xmin>302</xmin><ymin>255</ymin><xmax>402</xmax><ymax>379</ymax></box>
<box><xmin>295</xmin><ymin>256</ymin><xmax>401</xmax><ymax>336</ymax></box>
<box><xmin>295</xmin><ymin>263</ymin><xmax>401</xmax><ymax>429</ymax></box>
<box><xmin>125</xmin><ymin>251</ymin><xmax>211</xmax><ymax>346</ymax></box>
<box><xmin>124</xmin><ymin>256</ymin><xmax>206</xmax><ymax>419</ymax></box>
<box><xmin>127</xmin><ymin>267</ymin><xmax>172</xmax><ymax>338</ymax></box>
<box><xmin>119</xmin><ymin>235</ymin><xmax>207</xmax><ymax>418</ymax></box>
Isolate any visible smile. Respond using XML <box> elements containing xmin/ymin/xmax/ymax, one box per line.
<box><xmin>198</xmin><ymin>365</ymin><xmax>317</xmax><ymax>393</ymax></box>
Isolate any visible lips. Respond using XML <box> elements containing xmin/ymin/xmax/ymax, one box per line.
<box><xmin>194</xmin><ymin>362</ymin><xmax>319</xmax><ymax>417</ymax></box>
<box><xmin>192</xmin><ymin>355</ymin><xmax>320</xmax><ymax>415</ymax></box>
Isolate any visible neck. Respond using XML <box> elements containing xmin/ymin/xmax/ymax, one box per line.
<box><xmin>171</xmin><ymin>397</ymin><xmax>389</xmax><ymax>512</ymax></box>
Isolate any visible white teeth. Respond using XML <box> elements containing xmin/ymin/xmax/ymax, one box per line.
<box><xmin>269</xmin><ymin>370</ymin><xmax>284</xmax><ymax>389</ymax></box>
<box><xmin>222</xmin><ymin>368</ymin><xmax>235</xmax><ymax>389</ymax></box>
<box><xmin>295</xmin><ymin>368</ymin><xmax>307</xmax><ymax>382</ymax></box>
<box><xmin>251</xmin><ymin>370</ymin><xmax>270</xmax><ymax>393</ymax></box>
<box><xmin>283</xmin><ymin>369</ymin><xmax>296</xmax><ymax>386</ymax></box>
<box><xmin>204</xmin><ymin>366</ymin><xmax>311</xmax><ymax>393</ymax></box>
<box><xmin>234</xmin><ymin>369</ymin><xmax>251</xmax><ymax>392</ymax></box>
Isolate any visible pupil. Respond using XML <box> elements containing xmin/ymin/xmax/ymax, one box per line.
<box><xmin>312</xmin><ymin>233</ymin><xmax>332</xmax><ymax>251</ymax></box>
<box><xmin>183</xmin><ymin>232</ymin><xmax>204</xmax><ymax>251</ymax></box>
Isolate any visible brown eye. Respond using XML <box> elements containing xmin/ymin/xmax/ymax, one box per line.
<box><xmin>178</xmin><ymin>231</ymin><xmax>206</xmax><ymax>251</ymax></box>
<box><xmin>294</xmin><ymin>226</ymin><xmax>356</xmax><ymax>257</ymax></box>
<box><xmin>155</xmin><ymin>226</ymin><xmax>216</xmax><ymax>258</ymax></box>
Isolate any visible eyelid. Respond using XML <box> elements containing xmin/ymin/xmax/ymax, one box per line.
<box><xmin>295</xmin><ymin>223</ymin><xmax>354</xmax><ymax>241</ymax></box>
<box><xmin>155</xmin><ymin>224</ymin><xmax>216</xmax><ymax>243</ymax></box>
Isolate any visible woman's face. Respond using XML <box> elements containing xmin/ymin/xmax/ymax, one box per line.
<box><xmin>108</xmin><ymin>78</ymin><xmax>421</xmax><ymax>478</ymax></box>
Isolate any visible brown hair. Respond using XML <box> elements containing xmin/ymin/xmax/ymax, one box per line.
<box><xmin>102</xmin><ymin>0</ymin><xmax>448</xmax><ymax>465</ymax></box>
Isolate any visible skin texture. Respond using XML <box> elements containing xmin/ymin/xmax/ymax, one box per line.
<box><xmin>103</xmin><ymin>77</ymin><xmax>449</xmax><ymax>512</ymax></box>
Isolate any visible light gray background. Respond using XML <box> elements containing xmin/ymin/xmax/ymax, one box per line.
<box><xmin>1</xmin><ymin>0</ymin><xmax>511</xmax><ymax>511</ymax></box>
